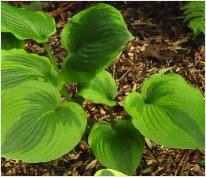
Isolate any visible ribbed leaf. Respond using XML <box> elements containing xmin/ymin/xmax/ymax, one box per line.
<box><xmin>78</xmin><ymin>70</ymin><xmax>117</xmax><ymax>107</ymax></box>
<box><xmin>61</xmin><ymin>3</ymin><xmax>133</xmax><ymax>83</ymax></box>
<box><xmin>2</xmin><ymin>81</ymin><xmax>87</xmax><ymax>162</ymax></box>
<box><xmin>125</xmin><ymin>73</ymin><xmax>205</xmax><ymax>149</ymax></box>
<box><xmin>2</xmin><ymin>32</ymin><xmax>24</xmax><ymax>49</ymax></box>
<box><xmin>185</xmin><ymin>11</ymin><xmax>204</xmax><ymax>21</ymax></box>
<box><xmin>183</xmin><ymin>1</ymin><xmax>204</xmax><ymax>14</ymax></box>
<box><xmin>188</xmin><ymin>17</ymin><xmax>205</xmax><ymax>35</ymax></box>
<box><xmin>94</xmin><ymin>169</ymin><xmax>127</xmax><ymax>176</ymax></box>
<box><xmin>183</xmin><ymin>1</ymin><xmax>205</xmax><ymax>36</ymax></box>
<box><xmin>88</xmin><ymin>119</ymin><xmax>144</xmax><ymax>175</ymax></box>
<box><xmin>2</xmin><ymin>3</ymin><xmax>56</xmax><ymax>43</ymax></box>
<box><xmin>2</xmin><ymin>49</ymin><xmax>61</xmax><ymax>90</ymax></box>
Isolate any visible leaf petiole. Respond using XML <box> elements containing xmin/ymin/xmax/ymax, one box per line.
<box><xmin>43</xmin><ymin>42</ymin><xmax>59</xmax><ymax>71</ymax></box>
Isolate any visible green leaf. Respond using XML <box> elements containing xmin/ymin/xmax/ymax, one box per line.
<box><xmin>61</xmin><ymin>3</ymin><xmax>133</xmax><ymax>83</ymax></box>
<box><xmin>124</xmin><ymin>73</ymin><xmax>205</xmax><ymax>149</ymax></box>
<box><xmin>184</xmin><ymin>11</ymin><xmax>204</xmax><ymax>21</ymax></box>
<box><xmin>2</xmin><ymin>81</ymin><xmax>87</xmax><ymax>162</ymax></box>
<box><xmin>2</xmin><ymin>49</ymin><xmax>61</xmax><ymax>90</ymax></box>
<box><xmin>77</xmin><ymin>70</ymin><xmax>117</xmax><ymax>107</ymax></box>
<box><xmin>158</xmin><ymin>67</ymin><xmax>173</xmax><ymax>75</ymax></box>
<box><xmin>199</xmin><ymin>159</ymin><xmax>205</xmax><ymax>167</ymax></box>
<box><xmin>2</xmin><ymin>32</ymin><xmax>24</xmax><ymax>49</ymax></box>
<box><xmin>188</xmin><ymin>17</ymin><xmax>205</xmax><ymax>36</ymax></box>
<box><xmin>94</xmin><ymin>169</ymin><xmax>127</xmax><ymax>176</ymax></box>
<box><xmin>2</xmin><ymin>3</ymin><xmax>56</xmax><ymax>43</ymax></box>
<box><xmin>61</xmin><ymin>56</ymin><xmax>97</xmax><ymax>83</ymax></box>
<box><xmin>183</xmin><ymin>1</ymin><xmax>205</xmax><ymax>37</ymax></box>
<box><xmin>22</xmin><ymin>2</ymin><xmax>47</xmax><ymax>11</ymax></box>
<box><xmin>182</xmin><ymin>2</ymin><xmax>204</xmax><ymax>13</ymax></box>
<box><xmin>88</xmin><ymin>119</ymin><xmax>144</xmax><ymax>175</ymax></box>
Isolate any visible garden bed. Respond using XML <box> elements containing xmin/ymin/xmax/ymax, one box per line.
<box><xmin>1</xmin><ymin>1</ymin><xmax>205</xmax><ymax>176</ymax></box>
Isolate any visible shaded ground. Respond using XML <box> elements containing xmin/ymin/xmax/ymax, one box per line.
<box><xmin>1</xmin><ymin>1</ymin><xmax>205</xmax><ymax>176</ymax></box>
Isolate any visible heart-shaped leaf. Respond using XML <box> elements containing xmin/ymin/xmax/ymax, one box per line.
<box><xmin>125</xmin><ymin>73</ymin><xmax>205</xmax><ymax>149</ymax></box>
<box><xmin>2</xmin><ymin>81</ymin><xmax>87</xmax><ymax>162</ymax></box>
<box><xmin>2</xmin><ymin>3</ymin><xmax>56</xmax><ymax>43</ymax></box>
<box><xmin>88</xmin><ymin>119</ymin><xmax>144</xmax><ymax>175</ymax></box>
<box><xmin>2</xmin><ymin>32</ymin><xmax>24</xmax><ymax>50</ymax></box>
<box><xmin>2</xmin><ymin>49</ymin><xmax>61</xmax><ymax>90</ymax></box>
<box><xmin>61</xmin><ymin>3</ymin><xmax>133</xmax><ymax>83</ymax></box>
<box><xmin>94</xmin><ymin>169</ymin><xmax>127</xmax><ymax>176</ymax></box>
<box><xmin>78</xmin><ymin>70</ymin><xmax>117</xmax><ymax>106</ymax></box>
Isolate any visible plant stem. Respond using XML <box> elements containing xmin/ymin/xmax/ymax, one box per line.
<box><xmin>75</xmin><ymin>96</ymin><xmax>84</xmax><ymax>105</ymax></box>
<box><xmin>61</xmin><ymin>84</ymin><xmax>72</xmax><ymax>101</ymax></box>
<box><xmin>43</xmin><ymin>43</ymin><xmax>59</xmax><ymax>71</ymax></box>
<box><xmin>108</xmin><ymin>107</ymin><xmax>114</xmax><ymax>119</ymax></box>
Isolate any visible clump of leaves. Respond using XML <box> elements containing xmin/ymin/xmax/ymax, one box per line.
<box><xmin>89</xmin><ymin>72</ymin><xmax>204</xmax><ymax>175</ymax></box>
<box><xmin>183</xmin><ymin>1</ymin><xmax>205</xmax><ymax>37</ymax></box>
<box><xmin>2</xmin><ymin>2</ymin><xmax>132</xmax><ymax>162</ymax></box>
<box><xmin>1</xmin><ymin>2</ymin><xmax>205</xmax><ymax>175</ymax></box>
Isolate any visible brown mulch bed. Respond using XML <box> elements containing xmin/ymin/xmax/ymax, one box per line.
<box><xmin>1</xmin><ymin>1</ymin><xmax>205</xmax><ymax>176</ymax></box>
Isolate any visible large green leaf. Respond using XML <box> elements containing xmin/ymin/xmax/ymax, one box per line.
<box><xmin>2</xmin><ymin>49</ymin><xmax>61</xmax><ymax>90</ymax></box>
<box><xmin>2</xmin><ymin>81</ymin><xmax>87</xmax><ymax>162</ymax></box>
<box><xmin>61</xmin><ymin>3</ymin><xmax>133</xmax><ymax>83</ymax></box>
<box><xmin>77</xmin><ymin>70</ymin><xmax>117</xmax><ymax>107</ymax></box>
<box><xmin>2</xmin><ymin>32</ymin><xmax>24</xmax><ymax>50</ymax></box>
<box><xmin>2</xmin><ymin>3</ymin><xmax>56</xmax><ymax>43</ymax></box>
<box><xmin>94</xmin><ymin>169</ymin><xmax>127</xmax><ymax>176</ymax></box>
<box><xmin>88</xmin><ymin>119</ymin><xmax>144</xmax><ymax>175</ymax></box>
<box><xmin>124</xmin><ymin>73</ymin><xmax>205</xmax><ymax>149</ymax></box>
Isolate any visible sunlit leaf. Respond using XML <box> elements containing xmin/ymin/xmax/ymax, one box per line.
<box><xmin>2</xmin><ymin>3</ymin><xmax>56</xmax><ymax>43</ymax></box>
<box><xmin>88</xmin><ymin>119</ymin><xmax>144</xmax><ymax>175</ymax></box>
<box><xmin>78</xmin><ymin>70</ymin><xmax>117</xmax><ymax>106</ymax></box>
<box><xmin>2</xmin><ymin>49</ymin><xmax>61</xmax><ymax>90</ymax></box>
<box><xmin>125</xmin><ymin>73</ymin><xmax>205</xmax><ymax>149</ymax></box>
<box><xmin>61</xmin><ymin>3</ymin><xmax>133</xmax><ymax>83</ymax></box>
<box><xmin>2</xmin><ymin>81</ymin><xmax>87</xmax><ymax>162</ymax></box>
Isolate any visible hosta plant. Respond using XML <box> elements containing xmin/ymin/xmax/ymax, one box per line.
<box><xmin>89</xmin><ymin>71</ymin><xmax>204</xmax><ymax>175</ymax></box>
<box><xmin>2</xmin><ymin>2</ymin><xmax>132</xmax><ymax>162</ymax></box>
<box><xmin>124</xmin><ymin>72</ymin><xmax>205</xmax><ymax>149</ymax></box>
<box><xmin>1</xmin><ymin>2</ymin><xmax>205</xmax><ymax>175</ymax></box>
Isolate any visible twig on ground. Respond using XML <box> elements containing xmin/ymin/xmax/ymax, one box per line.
<box><xmin>49</xmin><ymin>3</ymin><xmax>74</xmax><ymax>17</ymax></box>
<box><xmin>118</xmin><ymin>69</ymin><xmax>131</xmax><ymax>82</ymax></box>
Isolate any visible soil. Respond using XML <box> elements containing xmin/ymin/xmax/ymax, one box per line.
<box><xmin>1</xmin><ymin>1</ymin><xmax>205</xmax><ymax>176</ymax></box>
